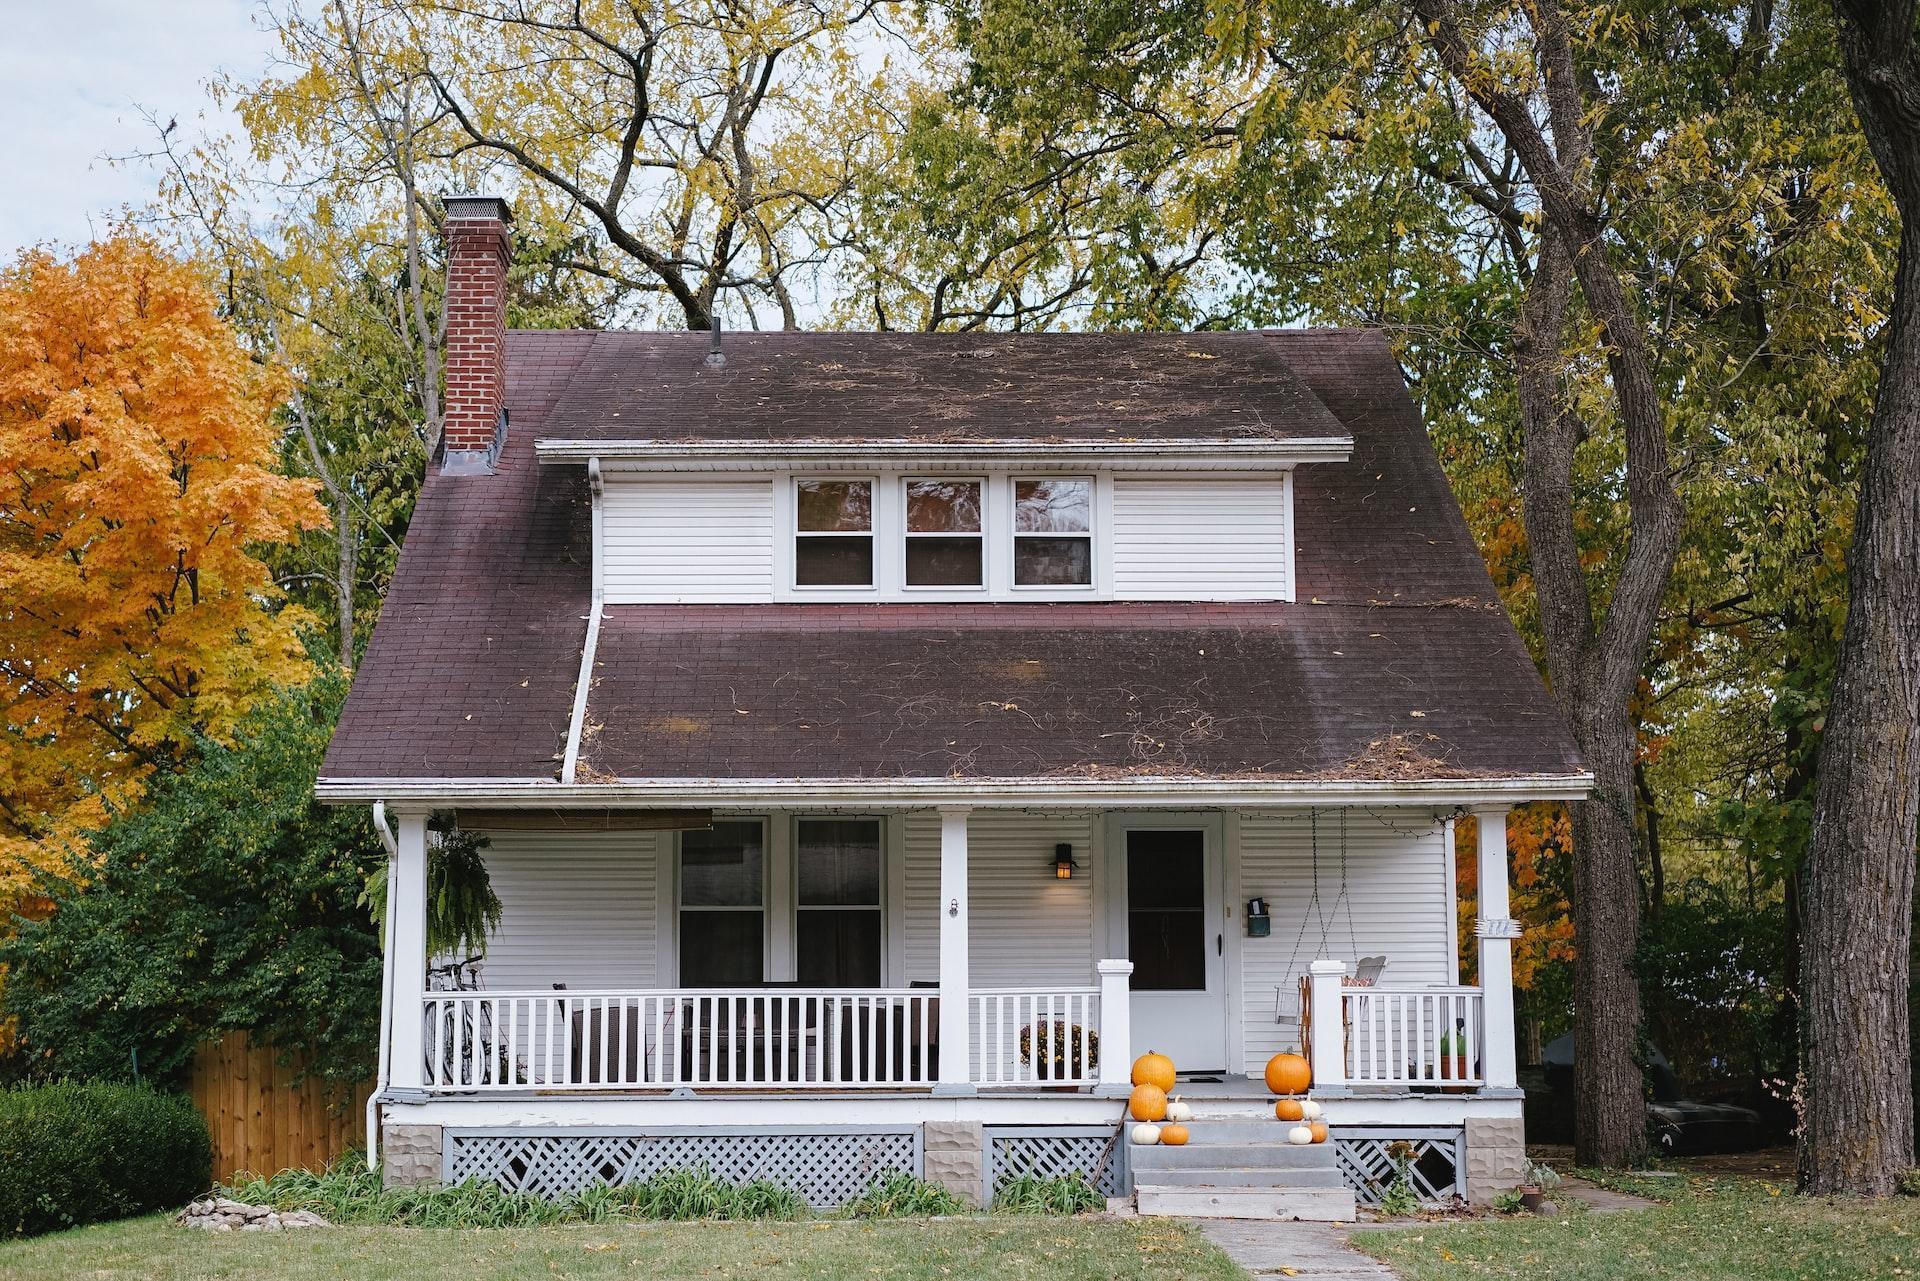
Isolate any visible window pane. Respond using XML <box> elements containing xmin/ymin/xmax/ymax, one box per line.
<box><xmin>796</xmin><ymin>536</ymin><xmax>874</xmax><ymax>586</ymax></box>
<box><xmin>798</xmin><ymin>819</ymin><xmax>882</xmax><ymax>905</ymax></box>
<box><xmin>906</xmin><ymin>480</ymin><xmax>982</xmax><ymax>533</ymax></box>
<box><xmin>1014</xmin><ymin>479</ymin><xmax>1091</xmax><ymax>532</ymax></box>
<box><xmin>797</xmin><ymin>911</ymin><xmax>882</xmax><ymax>986</ymax></box>
<box><xmin>796</xmin><ymin>479</ymin><xmax>872</xmax><ymax>532</ymax></box>
<box><xmin>1127</xmin><ymin>831</ymin><xmax>1206</xmax><ymax>992</ymax></box>
<box><xmin>680</xmin><ymin>821</ymin><xmax>764</xmax><ymax>906</ymax></box>
<box><xmin>1014</xmin><ymin>536</ymin><xmax>1092</xmax><ymax>586</ymax></box>
<box><xmin>905</xmin><ymin>537</ymin><xmax>983</xmax><ymax>587</ymax></box>
<box><xmin>680</xmin><ymin>911</ymin><xmax>765</xmax><ymax>985</ymax></box>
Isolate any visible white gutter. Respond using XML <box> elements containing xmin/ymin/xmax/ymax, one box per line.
<box><xmin>317</xmin><ymin>773</ymin><xmax>1596</xmax><ymax>809</ymax></box>
<box><xmin>560</xmin><ymin>457</ymin><xmax>605</xmax><ymax>783</ymax></box>
<box><xmin>535</xmin><ymin>437</ymin><xmax>1355</xmax><ymax>469</ymax></box>
<box><xmin>366</xmin><ymin>801</ymin><xmax>401</xmax><ymax>1170</ymax></box>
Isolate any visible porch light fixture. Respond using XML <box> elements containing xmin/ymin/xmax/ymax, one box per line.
<box><xmin>1053</xmin><ymin>842</ymin><xmax>1078</xmax><ymax>879</ymax></box>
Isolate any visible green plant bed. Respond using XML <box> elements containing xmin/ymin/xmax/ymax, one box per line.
<box><xmin>0</xmin><ymin>1082</ymin><xmax>211</xmax><ymax>1238</ymax></box>
<box><xmin>843</xmin><ymin>1172</ymin><xmax>966</xmax><ymax>1217</ymax></box>
<box><xmin>231</xmin><ymin>1160</ymin><xmax>805</xmax><ymax>1226</ymax></box>
<box><xmin>991</xmin><ymin>1173</ymin><xmax>1104</xmax><ymax>1214</ymax></box>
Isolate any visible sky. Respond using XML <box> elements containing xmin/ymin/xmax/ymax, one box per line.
<box><xmin>0</xmin><ymin>0</ymin><xmax>279</xmax><ymax>253</ymax></box>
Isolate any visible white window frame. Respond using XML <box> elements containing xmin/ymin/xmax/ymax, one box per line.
<box><xmin>791</xmin><ymin>815</ymin><xmax>889</xmax><ymax>987</ymax></box>
<box><xmin>789</xmin><ymin>475</ymin><xmax>879</xmax><ymax>593</ymax></box>
<box><xmin>671</xmin><ymin>817</ymin><xmax>770</xmax><ymax>986</ymax></box>
<box><xmin>1009</xmin><ymin>474</ymin><xmax>1098</xmax><ymax>593</ymax></box>
<box><xmin>901</xmin><ymin>476</ymin><xmax>988</xmax><ymax>593</ymax></box>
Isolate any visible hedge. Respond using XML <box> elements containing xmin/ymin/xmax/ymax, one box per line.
<box><xmin>0</xmin><ymin>1082</ymin><xmax>211</xmax><ymax>1237</ymax></box>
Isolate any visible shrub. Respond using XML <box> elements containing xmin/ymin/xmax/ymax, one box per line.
<box><xmin>1898</xmin><ymin>1169</ymin><xmax>1920</xmax><ymax>1198</ymax></box>
<box><xmin>991</xmin><ymin>1173</ymin><xmax>1103</xmax><ymax>1214</ymax></box>
<box><xmin>0</xmin><ymin>1082</ymin><xmax>211</xmax><ymax>1237</ymax></box>
<box><xmin>844</xmin><ymin>1172</ymin><xmax>966</xmax><ymax>1217</ymax></box>
<box><xmin>232</xmin><ymin>1159</ymin><xmax>805</xmax><ymax>1225</ymax></box>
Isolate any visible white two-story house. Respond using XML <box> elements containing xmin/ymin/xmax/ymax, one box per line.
<box><xmin>317</xmin><ymin>196</ymin><xmax>1589</xmax><ymax>1216</ymax></box>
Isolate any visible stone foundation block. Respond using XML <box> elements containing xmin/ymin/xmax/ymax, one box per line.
<box><xmin>923</xmin><ymin>1121</ymin><xmax>986</xmax><ymax>1208</ymax></box>
<box><xmin>382</xmin><ymin>1122</ymin><xmax>444</xmax><ymax>1189</ymax></box>
<box><xmin>1463</xmin><ymin>1115</ymin><xmax>1528</xmax><ymax>1203</ymax></box>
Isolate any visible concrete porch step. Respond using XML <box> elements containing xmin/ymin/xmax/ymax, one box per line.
<box><xmin>1131</xmin><ymin>1141</ymin><xmax>1341</xmax><ymax>1171</ymax></box>
<box><xmin>1134</xmin><ymin>1184</ymin><xmax>1356</xmax><ymax>1221</ymax></box>
<box><xmin>1130</xmin><ymin>1164</ymin><xmax>1350</xmax><ymax>1188</ymax></box>
<box><xmin>1163</xmin><ymin>1120</ymin><xmax>1328</xmax><ymax>1143</ymax></box>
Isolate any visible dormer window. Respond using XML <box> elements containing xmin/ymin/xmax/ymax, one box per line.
<box><xmin>1013</xmin><ymin>478</ymin><xmax>1093</xmax><ymax>586</ymax></box>
<box><xmin>794</xmin><ymin>479</ymin><xmax>873</xmax><ymax>586</ymax></box>
<box><xmin>904</xmin><ymin>478</ymin><xmax>984</xmax><ymax>587</ymax></box>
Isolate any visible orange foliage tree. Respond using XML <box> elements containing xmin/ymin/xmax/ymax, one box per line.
<box><xmin>0</xmin><ymin>234</ymin><xmax>327</xmax><ymax>901</ymax></box>
<box><xmin>1455</xmin><ymin>805</ymin><xmax>1576</xmax><ymax>997</ymax></box>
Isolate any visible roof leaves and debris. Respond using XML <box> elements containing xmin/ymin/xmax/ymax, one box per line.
<box><xmin>320</xmin><ymin>329</ymin><xmax>1583</xmax><ymax>785</ymax></box>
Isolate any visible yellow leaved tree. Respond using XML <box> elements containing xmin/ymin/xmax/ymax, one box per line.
<box><xmin>0</xmin><ymin>234</ymin><xmax>328</xmax><ymax>902</ymax></box>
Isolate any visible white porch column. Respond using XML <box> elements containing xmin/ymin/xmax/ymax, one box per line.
<box><xmin>1307</xmin><ymin>959</ymin><xmax>1349</xmax><ymax>1095</ymax></box>
<box><xmin>936</xmin><ymin>807</ymin><xmax>974</xmax><ymax>1094</ymax></box>
<box><xmin>1473</xmin><ymin>806</ymin><xmax>1521</xmax><ymax>1091</ymax></box>
<box><xmin>387</xmin><ymin>810</ymin><xmax>430</xmax><ymax>1092</ymax></box>
<box><xmin>1095</xmin><ymin>959</ymin><xmax>1134</xmax><ymax>1096</ymax></box>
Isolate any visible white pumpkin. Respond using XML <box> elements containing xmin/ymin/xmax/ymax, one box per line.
<box><xmin>1300</xmin><ymin>1099</ymin><xmax>1324</xmax><ymax>1121</ymax></box>
<box><xmin>1164</xmin><ymin>1099</ymin><xmax>1194</xmax><ymax>1124</ymax></box>
<box><xmin>1131</xmin><ymin>1123</ymin><xmax>1163</xmax><ymax>1145</ymax></box>
<box><xmin>1287</xmin><ymin>1124</ymin><xmax>1315</xmax><ymax>1146</ymax></box>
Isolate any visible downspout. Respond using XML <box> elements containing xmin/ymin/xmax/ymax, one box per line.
<box><xmin>367</xmin><ymin>801</ymin><xmax>400</xmax><ymax>1169</ymax></box>
<box><xmin>561</xmin><ymin>457</ymin><xmax>605</xmax><ymax>783</ymax></box>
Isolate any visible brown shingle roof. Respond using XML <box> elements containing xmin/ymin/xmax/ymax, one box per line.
<box><xmin>535</xmin><ymin>331</ymin><xmax>1350</xmax><ymax>444</ymax></box>
<box><xmin>320</xmin><ymin>328</ymin><xmax>1582</xmax><ymax>786</ymax></box>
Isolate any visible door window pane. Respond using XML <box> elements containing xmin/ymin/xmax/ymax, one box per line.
<box><xmin>1014</xmin><ymin>479</ymin><xmax>1091</xmax><ymax>532</ymax></box>
<box><xmin>797</xmin><ymin>480</ymin><xmax>872</xmax><ymax>532</ymax></box>
<box><xmin>1014</xmin><ymin>536</ymin><xmax>1092</xmax><ymax>586</ymax></box>
<box><xmin>798</xmin><ymin>819</ymin><xmax>883</xmax><ymax>905</ymax></box>
<box><xmin>679</xmin><ymin>821</ymin><xmax>764</xmax><ymax>906</ymax></box>
<box><xmin>1127</xmin><ymin>830</ymin><xmax>1207</xmax><ymax>991</ymax></box>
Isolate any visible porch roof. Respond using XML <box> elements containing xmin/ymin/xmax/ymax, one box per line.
<box><xmin>318</xmin><ymin>329</ymin><xmax>1585</xmax><ymax>791</ymax></box>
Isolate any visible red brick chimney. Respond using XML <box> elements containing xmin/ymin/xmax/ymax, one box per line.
<box><xmin>441</xmin><ymin>195</ymin><xmax>513</xmax><ymax>470</ymax></box>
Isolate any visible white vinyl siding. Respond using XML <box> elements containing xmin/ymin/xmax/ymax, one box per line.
<box><xmin>902</xmin><ymin>811</ymin><xmax>1098</xmax><ymax>989</ymax></box>
<box><xmin>602</xmin><ymin>478</ymin><xmax>774</xmax><ymax>603</ymax></box>
<box><xmin>478</xmin><ymin>830</ymin><xmax>661</xmax><ymax>990</ymax></box>
<box><xmin>1111</xmin><ymin>477</ymin><xmax>1292</xmax><ymax>600</ymax></box>
<box><xmin>1235</xmin><ymin>810</ymin><xmax>1454</xmax><ymax>1074</ymax></box>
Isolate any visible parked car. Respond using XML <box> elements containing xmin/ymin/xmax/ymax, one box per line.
<box><xmin>1538</xmin><ymin>1034</ymin><xmax>1767</xmax><ymax>1155</ymax></box>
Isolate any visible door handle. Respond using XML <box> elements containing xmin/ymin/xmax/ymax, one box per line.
<box><xmin>1217</xmin><ymin>933</ymin><xmax>1223</xmax><ymax>956</ymax></box>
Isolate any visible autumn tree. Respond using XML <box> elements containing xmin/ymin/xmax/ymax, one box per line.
<box><xmin>0</xmin><ymin>235</ymin><xmax>326</xmax><ymax>899</ymax></box>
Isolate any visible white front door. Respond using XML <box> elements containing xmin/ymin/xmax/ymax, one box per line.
<box><xmin>1116</xmin><ymin>821</ymin><xmax>1228</xmax><ymax>1073</ymax></box>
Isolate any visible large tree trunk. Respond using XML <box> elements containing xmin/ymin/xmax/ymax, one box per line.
<box><xmin>1799</xmin><ymin>0</ymin><xmax>1920</xmax><ymax>1197</ymax></box>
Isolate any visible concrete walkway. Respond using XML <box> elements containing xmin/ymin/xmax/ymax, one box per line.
<box><xmin>1196</xmin><ymin>1219</ymin><xmax>1400</xmax><ymax>1280</ymax></box>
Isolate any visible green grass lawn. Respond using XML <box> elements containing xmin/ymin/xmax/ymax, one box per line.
<box><xmin>1355</xmin><ymin>1174</ymin><xmax>1920</xmax><ymax>1281</ymax></box>
<box><xmin>0</xmin><ymin>1214</ymin><xmax>1241</xmax><ymax>1281</ymax></box>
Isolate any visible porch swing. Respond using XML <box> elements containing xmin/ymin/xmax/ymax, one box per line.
<box><xmin>1271</xmin><ymin>809</ymin><xmax>1387</xmax><ymax>1051</ymax></box>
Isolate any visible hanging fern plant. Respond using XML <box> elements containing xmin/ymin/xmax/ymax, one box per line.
<box><xmin>361</xmin><ymin>812</ymin><xmax>503</xmax><ymax>959</ymax></box>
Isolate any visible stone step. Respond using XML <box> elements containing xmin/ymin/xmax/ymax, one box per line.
<box><xmin>1131</xmin><ymin>1141</ymin><xmax>1339</xmax><ymax>1171</ymax></box>
<box><xmin>1129</xmin><ymin>1165</ymin><xmax>1350</xmax><ymax>1189</ymax></box>
<box><xmin>1135</xmin><ymin>1184</ymin><xmax>1356</xmax><ymax>1222</ymax></box>
<box><xmin>1165</xmin><ymin>1120</ymin><xmax>1330</xmax><ymax>1143</ymax></box>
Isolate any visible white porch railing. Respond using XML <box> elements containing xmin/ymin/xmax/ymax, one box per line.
<box><xmin>968</xmin><ymin>988</ymin><xmax>1101</xmax><ymax>1087</ymax></box>
<box><xmin>1341</xmin><ymin>985</ymin><xmax>1485</xmax><ymax>1088</ymax></box>
<box><xmin>423</xmin><ymin>989</ymin><xmax>941</xmax><ymax>1090</ymax></box>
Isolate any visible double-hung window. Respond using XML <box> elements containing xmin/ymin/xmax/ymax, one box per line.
<box><xmin>794</xmin><ymin>479</ymin><xmax>873</xmax><ymax>586</ymax></box>
<box><xmin>677</xmin><ymin>820</ymin><xmax>765</xmax><ymax>985</ymax></box>
<box><xmin>795</xmin><ymin>818</ymin><xmax>883</xmax><ymax>986</ymax></box>
<box><xmin>1013</xmin><ymin>478</ymin><xmax>1093</xmax><ymax>586</ymax></box>
<box><xmin>904</xmin><ymin>478</ymin><xmax>984</xmax><ymax>587</ymax></box>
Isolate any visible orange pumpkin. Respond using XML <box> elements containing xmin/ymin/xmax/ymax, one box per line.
<box><xmin>1275</xmin><ymin>1098</ymin><xmax>1306</xmax><ymax>1122</ymax></box>
<box><xmin>1265</xmin><ymin>1052</ymin><xmax>1312</xmax><ymax>1096</ymax></box>
<box><xmin>1128</xmin><ymin>1083</ymin><xmax>1169</xmax><ymax>1122</ymax></box>
<box><xmin>1309</xmin><ymin>1121</ymin><xmax>1329</xmax><ymax>1144</ymax></box>
<box><xmin>1159</xmin><ymin>1124</ymin><xmax>1190</xmax><ymax>1146</ymax></box>
<box><xmin>1131</xmin><ymin>1051</ymin><xmax>1177</xmax><ymax>1092</ymax></box>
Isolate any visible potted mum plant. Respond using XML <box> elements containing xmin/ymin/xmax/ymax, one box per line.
<box><xmin>1020</xmin><ymin>1020</ymin><xmax>1099</xmax><ymax>1090</ymax></box>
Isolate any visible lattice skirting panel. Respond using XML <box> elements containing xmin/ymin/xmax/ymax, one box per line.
<box><xmin>444</xmin><ymin>1128</ymin><xmax>920</xmax><ymax>1207</ymax></box>
<box><xmin>1333</xmin><ymin>1127</ymin><xmax>1465</xmax><ymax>1206</ymax></box>
<box><xmin>986</xmin><ymin>1126</ymin><xmax>1127</xmax><ymax>1199</ymax></box>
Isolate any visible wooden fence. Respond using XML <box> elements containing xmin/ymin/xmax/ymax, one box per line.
<box><xmin>187</xmin><ymin>1031</ymin><xmax>373</xmax><ymax>1182</ymax></box>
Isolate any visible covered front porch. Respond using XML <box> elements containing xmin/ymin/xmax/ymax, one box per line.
<box><xmin>375</xmin><ymin>801</ymin><xmax>1525</xmax><ymax>1104</ymax></box>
